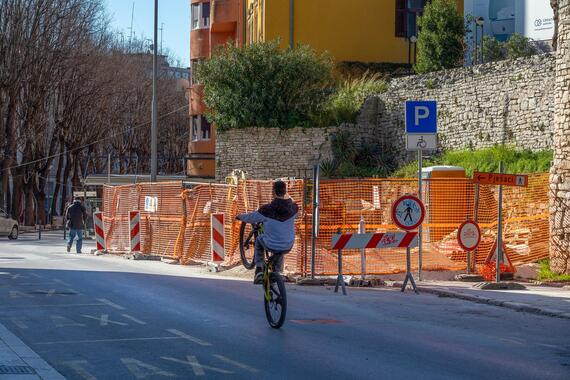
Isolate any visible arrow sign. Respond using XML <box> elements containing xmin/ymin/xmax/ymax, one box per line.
<box><xmin>473</xmin><ymin>172</ymin><xmax>528</xmax><ymax>187</ymax></box>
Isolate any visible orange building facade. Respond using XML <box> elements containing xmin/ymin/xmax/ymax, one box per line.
<box><xmin>188</xmin><ymin>0</ymin><xmax>245</xmax><ymax>177</ymax></box>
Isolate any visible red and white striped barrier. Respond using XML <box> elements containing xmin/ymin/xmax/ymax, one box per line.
<box><xmin>129</xmin><ymin>211</ymin><xmax>141</xmax><ymax>252</ymax></box>
<box><xmin>332</xmin><ymin>231</ymin><xmax>419</xmax><ymax>250</ymax></box>
<box><xmin>211</xmin><ymin>213</ymin><xmax>225</xmax><ymax>262</ymax></box>
<box><xmin>93</xmin><ymin>212</ymin><xmax>105</xmax><ymax>251</ymax></box>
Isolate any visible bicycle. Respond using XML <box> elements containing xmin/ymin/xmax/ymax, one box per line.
<box><xmin>239</xmin><ymin>222</ymin><xmax>287</xmax><ymax>329</ymax></box>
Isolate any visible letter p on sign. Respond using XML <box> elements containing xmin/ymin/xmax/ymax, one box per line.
<box><xmin>406</xmin><ymin>101</ymin><xmax>437</xmax><ymax>134</ymax></box>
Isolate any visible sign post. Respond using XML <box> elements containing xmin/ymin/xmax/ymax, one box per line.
<box><xmin>392</xmin><ymin>195</ymin><xmax>425</xmax><ymax>293</ymax></box>
<box><xmin>457</xmin><ymin>220</ymin><xmax>481</xmax><ymax>274</ymax></box>
<box><xmin>473</xmin><ymin>164</ymin><xmax>528</xmax><ymax>282</ymax></box>
<box><xmin>406</xmin><ymin>101</ymin><xmax>437</xmax><ymax>281</ymax></box>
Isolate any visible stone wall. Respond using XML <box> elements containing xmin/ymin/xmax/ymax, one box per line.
<box><xmin>215</xmin><ymin>123</ymin><xmax>378</xmax><ymax>180</ymax></box>
<box><xmin>550</xmin><ymin>0</ymin><xmax>570</xmax><ymax>274</ymax></box>
<box><xmin>373</xmin><ymin>53</ymin><xmax>555</xmax><ymax>163</ymax></box>
<box><xmin>216</xmin><ymin>53</ymin><xmax>556</xmax><ymax>180</ymax></box>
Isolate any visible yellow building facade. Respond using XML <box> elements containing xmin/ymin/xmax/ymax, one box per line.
<box><xmin>245</xmin><ymin>0</ymin><xmax>463</xmax><ymax>63</ymax></box>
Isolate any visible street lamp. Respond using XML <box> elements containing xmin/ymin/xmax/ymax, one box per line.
<box><xmin>474</xmin><ymin>17</ymin><xmax>485</xmax><ymax>65</ymax></box>
<box><xmin>151</xmin><ymin>0</ymin><xmax>158</xmax><ymax>182</ymax></box>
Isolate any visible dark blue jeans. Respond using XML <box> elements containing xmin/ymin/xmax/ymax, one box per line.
<box><xmin>67</xmin><ymin>229</ymin><xmax>83</xmax><ymax>253</ymax></box>
<box><xmin>254</xmin><ymin>239</ymin><xmax>285</xmax><ymax>272</ymax></box>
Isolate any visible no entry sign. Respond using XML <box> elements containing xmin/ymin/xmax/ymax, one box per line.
<box><xmin>457</xmin><ymin>220</ymin><xmax>481</xmax><ymax>252</ymax></box>
<box><xmin>392</xmin><ymin>195</ymin><xmax>425</xmax><ymax>231</ymax></box>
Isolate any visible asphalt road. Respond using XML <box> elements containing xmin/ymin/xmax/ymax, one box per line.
<box><xmin>0</xmin><ymin>232</ymin><xmax>569</xmax><ymax>379</ymax></box>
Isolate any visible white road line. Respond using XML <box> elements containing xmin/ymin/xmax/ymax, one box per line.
<box><xmin>161</xmin><ymin>356</ymin><xmax>233</xmax><ymax>376</ymax></box>
<box><xmin>12</xmin><ymin>273</ymin><xmax>22</xmax><ymax>279</ymax></box>
<box><xmin>213</xmin><ymin>354</ymin><xmax>259</xmax><ymax>372</ymax></box>
<box><xmin>121</xmin><ymin>313</ymin><xmax>147</xmax><ymax>325</ymax></box>
<box><xmin>10</xmin><ymin>318</ymin><xmax>29</xmax><ymax>329</ymax></box>
<box><xmin>53</xmin><ymin>278</ymin><xmax>71</xmax><ymax>287</ymax></box>
<box><xmin>62</xmin><ymin>360</ymin><xmax>97</xmax><ymax>380</ymax></box>
<box><xmin>121</xmin><ymin>358</ymin><xmax>176</xmax><ymax>379</ymax></box>
<box><xmin>96</xmin><ymin>298</ymin><xmax>125</xmax><ymax>310</ymax></box>
<box><xmin>1</xmin><ymin>303</ymin><xmax>105</xmax><ymax>308</ymax></box>
<box><xmin>46</xmin><ymin>289</ymin><xmax>56</xmax><ymax>297</ymax></box>
<box><xmin>166</xmin><ymin>329</ymin><xmax>212</xmax><ymax>346</ymax></box>
<box><xmin>81</xmin><ymin>314</ymin><xmax>128</xmax><ymax>326</ymax></box>
<box><xmin>50</xmin><ymin>315</ymin><xmax>86</xmax><ymax>327</ymax></box>
<box><xmin>29</xmin><ymin>273</ymin><xmax>42</xmax><ymax>278</ymax></box>
<box><xmin>36</xmin><ymin>336</ymin><xmax>184</xmax><ymax>345</ymax></box>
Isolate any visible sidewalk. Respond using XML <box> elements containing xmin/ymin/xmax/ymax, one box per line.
<box><xmin>392</xmin><ymin>280</ymin><xmax>570</xmax><ymax>319</ymax></box>
<box><xmin>0</xmin><ymin>323</ymin><xmax>63</xmax><ymax>379</ymax></box>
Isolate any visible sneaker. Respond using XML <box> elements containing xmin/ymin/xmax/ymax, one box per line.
<box><xmin>66</xmin><ymin>245</ymin><xmax>71</xmax><ymax>253</ymax></box>
<box><xmin>253</xmin><ymin>267</ymin><xmax>263</xmax><ymax>285</ymax></box>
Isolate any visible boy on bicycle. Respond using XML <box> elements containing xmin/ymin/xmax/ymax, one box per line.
<box><xmin>237</xmin><ymin>180</ymin><xmax>298</xmax><ymax>284</ymax></box>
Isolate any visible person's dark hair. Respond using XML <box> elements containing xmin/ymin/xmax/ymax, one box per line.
<box><xmin>273</xmin><ymin>180</ymin><xmax>287</xmax><ymax>197</ymax></box>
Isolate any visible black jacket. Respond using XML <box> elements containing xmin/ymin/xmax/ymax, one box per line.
<box><xmin>66</xmin><ymin>201</ymin><xmax>87</xmax><ymax>229</ymax></box>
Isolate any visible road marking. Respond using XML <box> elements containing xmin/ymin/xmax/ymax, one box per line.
<box><xmin>62</xmin><ymin>360</ymin><xmax>97</xmax><ymax>380</ymax></box>
<box><xmin>9</xmin><ymin>290</ymin><xmax>33</xmax><ymax>298</ymax></box>
<box><xmin>53</xmin><ymin>278</ymin><xmax>71</xmax><ymax>287</ymax></box>
<box><xmin>46</xmin><ymin>289</ymin><xmax>56</xmax><ymax>297</ymax></box>
<box><xmin>10</xmin><ymin>318</ymin><xmax>29</xmax><ymax>329</ymax></box>
<box><xmin>30</xmin><ymin>273</ymin><xmax>43</xmax><ymax>278</ymax></box>
<box><xmin>120</xmin><ymin>358</ymin><xmax>176</xmax><ymax>379</ymax></box>
<box><xmin>81</xmin><ymin>314</ymin><xmax>128</xmax><ymax>326</ymax></box>
<box><xmin>12</xmin><ymin>274</ymin><xmax>22</xmax><ymax>279</ymax></box>
<box><xmin>166</xmin><ymin>329</ymin><xmax>212</xmax><ymax>346</ymax></box>
<box><xmin>50</xmin><ymin>315</ymin><xmax>86</xmax><ymax>327</ymax></box>
<box><xmin>121</xmin><ymin>313</ymin><xmax>146</xmax><ymax>325</ymax></box>
<box><xmin>96</xmin><ymin>298</ymin><xmax>125</xmax><ymax>310</ymax></box>
<box><xmin>36</xmin><ymin>336</ymin><xmax>184</xmax><ymax>345</ymax></box>
<box><xmin>213</xmin><ymin>354</ymin><xmax>259</xmax><ymax>372</ymax></box>
<box><xmin>161</xmin><ymin>356</ymin><xmax>232</xmax><ymax>376</ymax></box>
<box><xmin>1</xmin><ymin>303</ymin><xmax>105</xmax><ymax>308</ymax></box>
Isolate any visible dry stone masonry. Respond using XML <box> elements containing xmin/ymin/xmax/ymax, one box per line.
<box><xmin>217</xmin><ymin>53</ymin><xmax>556</xmax><ymax>180</ymax></box>
<box><xmin>550</xmin><ymin>0</ymin><xmax>570</xmax><ymax>274</ymax></box>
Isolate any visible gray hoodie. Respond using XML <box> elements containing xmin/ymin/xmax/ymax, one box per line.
<box><xmin>238</xmin><ymin>198</ymin><xmax>298</xmax><ymax>252</ymax></box>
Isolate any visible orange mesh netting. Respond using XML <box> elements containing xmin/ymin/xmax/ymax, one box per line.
<box><xmin>101</xmin><ymin>174</ymin><xmax>549</xmax><ymax>276</ymax></box>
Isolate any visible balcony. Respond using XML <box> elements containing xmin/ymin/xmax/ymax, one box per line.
<box><xmin>210</xmin><ymin>0</ymin><xmax>238</xmax><ymax>33</ymax></box>
<box><xmin>189</xmin><ymin>84</ymin><xmax>206</xmax><ymax>115</ymax></box>
<box><xmin>190</xmin><ymin>28</ymin><xmax>210</xmax><ymax>59</ymax></box>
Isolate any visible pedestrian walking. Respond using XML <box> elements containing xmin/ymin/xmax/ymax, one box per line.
<box><xmin>66</xmin><ymin>197</ymin><xmax>87</xmax><ymax>253</ymax></box>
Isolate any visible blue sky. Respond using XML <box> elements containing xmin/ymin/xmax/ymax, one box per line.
<box><xmin>104</xmin><ymin>0</ymin><xmax>190</xmax><ymax>67</ymax></box>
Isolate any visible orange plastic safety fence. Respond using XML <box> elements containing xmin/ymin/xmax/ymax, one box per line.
<box><xmin>101</xmin><ymin>174</ymin><xmax>549</xmax><ymax>276</ymax></box>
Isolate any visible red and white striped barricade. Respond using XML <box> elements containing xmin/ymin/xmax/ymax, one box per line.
<box><xmin>129</xmin><ymin>211</ymin><xmax>141</xmax><ymax>253</ymax></box>
<box><xmin>93</xmin><ymin>212</ymin><xmax>106</xmax><ymax>252</ymax></box>
<box><xmin>210</xmin><ymin>213</ymin><xmax>225</xmax><ymax>264</ymax></box>
<box><xmin>330</xmin><ymin>231</ymin><xmax>420</xmax><ymax>295</ymax></box>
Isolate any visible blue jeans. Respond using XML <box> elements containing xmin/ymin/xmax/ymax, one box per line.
<box><xmin>68</xmin><ymin>229</ymin><xmax>83</xmax><ymax>253</ymax></box>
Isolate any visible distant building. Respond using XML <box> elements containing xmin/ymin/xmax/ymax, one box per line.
<box><xmin>188</xmin><ymin>0</ymin><xmax>464</xmax><ymax>178</ymax></box>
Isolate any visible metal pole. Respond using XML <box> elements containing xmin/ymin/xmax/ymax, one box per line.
<box><xmin>310</xmin><ymin>164</ymin><xmax>319</xmax><ymax>279</ymax></box>
<box><xmin>150</xmin><ymin>0</ymin><xmax>158</xmax><ymax>182</ymax></box>
<box><xmin>481</xmin><ymin>24</ymin><xmax>485</xmax><ymax>64</ymax></box>
<box><xmin>359</xmin><ymin>214</ymin><xmax>366</xmax><ymax>280</ymax></box>
<box><xmin>474</xmin><ymin>22</ymin><xmax>478</xmax><ymax>65</ymax></box>
<box><xmin>470</xmin><ymin>183</ymin><xmax>481</xmax><ymax>274</ymax></box>
<box><xmin>496</xmin><ymin>161</ymin><xmax>504</xmax><ymax>283</ymax></box>
<box><xmin>417</xmin><ymin>149</ymin><xmax>423</xmax><ymax>281</ymax></box>
<box><xmin>107</xmin><ymin>153</ymin><xmax>111</xmax><ymax>184</ymax></box>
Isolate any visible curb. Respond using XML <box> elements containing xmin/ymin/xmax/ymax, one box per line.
<box><xmin>391</xmin><ymin>283</ymin><xmax>570</xmax><ymax>320</ymax></box>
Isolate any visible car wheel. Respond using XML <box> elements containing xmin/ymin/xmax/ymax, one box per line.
<box><xmin>8</xmin><ymin>226</ymin><xmax>18</xmax><ymax>240</ymax></box>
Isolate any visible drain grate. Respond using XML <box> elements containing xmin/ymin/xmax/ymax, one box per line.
<box><xmin>0</xmin><ymin>365</ymin><xmax>36</xmax><ymax>375</ymax></box>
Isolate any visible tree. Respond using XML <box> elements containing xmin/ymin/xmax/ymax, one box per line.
<box><xmin>482</xmin><ymin>35</ymin><xmax>506</xmax><ymax>62</ymax></box>
<box><xmin>504</xmin><ymin>33</ymin><xmax>538</xmax><ymax>59</ymax></box>
<box><xmin>414</xmin><ymin>0</ymin><xmax>465</xmax><ymax>74</ymax></box>
<box><xmin>194</xmin><ymin>40</ymin><xmax>333</xmax><ymax>130</ymax></box>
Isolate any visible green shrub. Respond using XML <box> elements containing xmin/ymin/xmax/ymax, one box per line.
<box><xmin>505</xmin><ymin>33</ymin><xmax>538</xmax><ymax>59</ymax></box>
<box><xmin>415</xmin><ymin>0</ymin><xmax>465</xmax><ymax>73</ymax></box>
<box><xmin>392</xmin><ymin>146</ymin><xmax>552</xmax><ymax>178</ymax></box>
<box><xmin>194</xmin><ymin>40</ymin><xmax>333</xmax><ymax>130</ymax></box>
<box><xmin>538</xmin><ymin>260</ymin><xmax>570</xmax><ymax>281</ymax></box>
<box><xmin>323</xmin><ymin>72</ymin><xmax>387</xmax><ymax>125</ymax></box>
<box><xmin>482</xmin><ymin>35</ymin><xmax>506</xmax><ymax>62</ymax></box>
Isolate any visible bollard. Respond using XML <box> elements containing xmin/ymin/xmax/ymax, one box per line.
<box><xmin>334</xmin><ymin>228</ymin><xmax>347</xmax><ymax>295</ymax></box>
<box><xmin>359</xmin><ymin>215</ymin><xmax>366</xmax><ymax>280</ymax></box>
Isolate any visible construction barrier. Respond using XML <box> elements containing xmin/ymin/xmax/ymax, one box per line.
<box><xmin>211</xmin><ymin>213</ymin><xmax>225</xmax><ymax>262</ymax></box>
<box><xmin>101</xmin><ymin>173</ymin><xmax>550</xmax><ymax>276</ymax></box>
<box><xmin>93</xmin><ymin>212</ymin><xmax>105</xmax><ymax>251</ymax></box>
<box><xmin>129</xmin><ymin>211</ymin><xmax>141</xmax><ymax>252</ymax></box>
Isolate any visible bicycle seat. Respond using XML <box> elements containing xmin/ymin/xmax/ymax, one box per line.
<box><xmin>266</xmin><ymin>248</ymin><xmax>291</xmax><ymax>256</ymax></box>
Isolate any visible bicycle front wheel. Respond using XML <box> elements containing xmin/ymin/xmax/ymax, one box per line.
<box><xmin>239</xmin><ymin>222</ymin><xmax>255</xmax><ymax>269</ymax></box>
<box><xmin>264</xmin><ymin>273</ymin><xmax>287</xmax><ymax>329</ymax></box>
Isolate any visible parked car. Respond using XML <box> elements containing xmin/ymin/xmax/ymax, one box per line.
<box><xmin>0</xmin><ymin>209</ymin><xmax>18</xmax><ymax>240</ymax></box>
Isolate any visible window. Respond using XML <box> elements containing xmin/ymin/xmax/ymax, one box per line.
<box><xmin>395</xmin><ymin>0</ymin><xmax>427</xmax><ymax>38</ymax></box>
<box><xmin>191</xmin><ymin>2</ymin><xmax>210</xmax><ymax>30</ymax></box>
<box><xmin>191</xmin><ymin>116</ymin><xmax>211</xmax><ymax>141</ymax></box>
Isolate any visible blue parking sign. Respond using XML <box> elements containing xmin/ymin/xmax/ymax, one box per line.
<box><xmin>405</xmin><ymin>101</ymin><xmax>437</xmax><ymax>134</ymax></box>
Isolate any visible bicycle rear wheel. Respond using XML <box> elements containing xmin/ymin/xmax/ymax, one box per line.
<box><xmin>239</xmin><ymin>222</ymin><xmax>255</xmax><ymax>269</ymax></box>
<box><xmin>264</xmin><ymin>273</ymin><xmax>287</xmax><ymax>329</ymax></box>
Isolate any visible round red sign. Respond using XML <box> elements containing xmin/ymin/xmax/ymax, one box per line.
<box><xmin>457</xmin><ymin>220</ymin><xmax>481</xmax><ymax>252</ymax></box>
<box><xmin>391</xmin><ymin>195</ymin><xmax>425</xmax><ymax>231</ymax></box>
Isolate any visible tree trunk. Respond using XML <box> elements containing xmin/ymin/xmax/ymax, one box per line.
<box><xmin>550</xmin><ymin>0</ymin><xmax>570</xmax><ymax>274</ymax></box>
<box><xmin>11</xmin><ymin>175</ymin><xmax>23</xmax><ymax>224</ymax></box>
<box><xmin>51</xmin><ymin>144</ymin><xmax>65</xmax><ymax>217</ymax></box>
<box><xmin>60</xmin><ymin>152</ymin><xmax>72</xmax><ymax>215</ymax></box>
<box><xmin>24</xmin><ymin>183</ymin><xmax>35</xmax><ymax>226</ymax></box>
<box><xmin>552</xmin><ymin>0</ymin><xmax>560</xmax><ymax>50</ymax></box>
